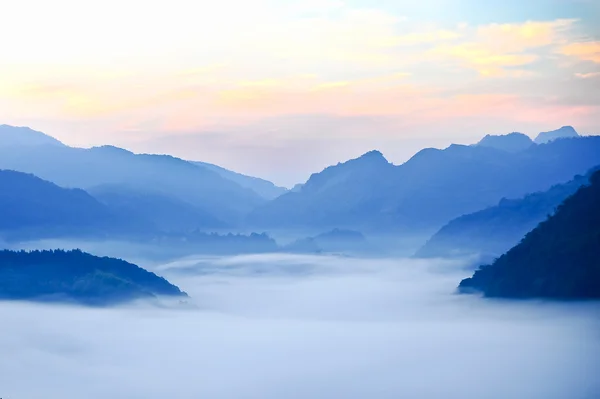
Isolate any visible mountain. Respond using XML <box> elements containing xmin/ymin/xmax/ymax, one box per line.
<box><xmin>193</xmin><ymin>161</ymin><xmax>287</xmax><ymax>200</ymax></box>
<box><xmin>476</xmin><ymin>132</ymin><xmax>533</xmax><ymax>152</ymax></box>
<box><xmin>89</xmin><ymin>184</ymin><xmax>227</xmax><ymax>232</ymax></box>
<box><xmin>247</xmin><ymin>150</ymin><xmax>397</xmax><ymax>229</ymax></box>
<box><xmin>458</xmin><ymin>169</ymin><xmax>600</xmax><ymax>299</ymax></box>
<box><xmin>0</xmin><ymin>127</ymin><xmax>266</xmax><ymax>224</ymax></box>
<box><xmin>247</xmin><ymin>136</ymin><xmax>600</xmax><ymax>233</ymax></box>
<box><xmin>0</xmin><ymin>249</ymin><xmax>186</xmax><ymax>305</ymax></box>
<box><xmin>416</xmin><ymin>168</ymin><xmax>598</xmax><ymax>259</ymax></box>
<box><xmin>0</xmin><ymin>124</ymin><xmax>64</xmax><ymax>147</ymax></box>
<box><xmin>534</xmin><ymin>126</ymin><xmax>580</xmax><ymax>144</ymax></box>
<box><xmin>0</xmin><ymin>170</ymin><xmax>124</xmax><ymax>239</ymax></box>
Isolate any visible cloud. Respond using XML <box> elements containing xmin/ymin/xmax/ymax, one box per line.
<box><xmin>561</xmin><ymin>41</ymin><xmax>600</xmax><ymax>63</ymax></box>
<box><xmin>1</xmin><ymin>1</ymin><xmax>599</xmax><ymax>156</ymax></box>
<box><xmin>381</xmin><ymin>29</ymin><xmax>463</xmax><ymax>46</ymax></box>
<box><xmin>1</xmin><ymin>254</ymin><xmax>599</xmax><ymax>399</ymax></box>
<box><xmin>575</xmin><ymin>71</ymin><xmax>600</xmax><ymax>78</ymax></box>
<box><xmin>430</xmin><ymin>19</ymin><xmax>577</xmax><ymax>76</ymax></box>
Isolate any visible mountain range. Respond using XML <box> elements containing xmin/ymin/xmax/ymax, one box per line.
<box><xmin>0</xmin><ymin>125</ymin><xmax>287</xmax><ymax>230</ymax></box>
<box><xmin>247</xmin><ymin>132</ymin><xmax>600</xmax><ymax>233</ymax></box>
<box><xmin>1</xmin><ymin>123</ymin><xmax>598</xmax><ymax>239</ymax></box>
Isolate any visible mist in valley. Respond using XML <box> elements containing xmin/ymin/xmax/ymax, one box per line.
<box><xmin>1</xmin><ymin>252</ymin><xmax>598</xmax><ymax>399</ymax></box>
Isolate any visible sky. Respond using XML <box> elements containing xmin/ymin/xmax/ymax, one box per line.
<box><xmin>1</xmin><ymin>0</ymin><xmax>600</xmax><ymax>186</ymax></box>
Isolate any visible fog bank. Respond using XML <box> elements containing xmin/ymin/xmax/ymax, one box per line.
<box><xmin>1</xmin><ymin>254</ymin><xmax>599</xmax><ymax>399</ymax></box>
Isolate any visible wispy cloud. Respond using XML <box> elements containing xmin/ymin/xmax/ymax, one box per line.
<box><xmin>430</xmin><ymin>19</ymin><xmax>577</xmax><ymax>77</ymax></box>
<box><xmin>561</xmin><ymin>41</ymin><xmax>600</xmax><ymax>63</ymax></box>
<box><xmin>1</xmin><ymin>0</ymin><xmax>599</xmax><ymax>164</ymax></box>
<box><xmin>575</xmin><ymin>71</ymin><xmax>600</xmax><ymax>78</ymax></box>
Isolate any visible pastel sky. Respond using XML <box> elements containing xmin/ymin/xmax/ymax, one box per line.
<box><xmin>1</xmin><ymin>0</ymin><xmax>599</xmax><ymax>186</ymax></box>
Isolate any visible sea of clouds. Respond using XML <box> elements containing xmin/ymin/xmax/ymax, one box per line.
<box><xmin>1</xmin><ymin>253</ymin><xmax>599</xmax><ymax>399</ymax></box>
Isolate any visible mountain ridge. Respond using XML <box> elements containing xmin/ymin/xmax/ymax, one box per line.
<box><xmin>248</xmin><ymin>135</ymin><xmax>600</xmax><ymax>232</ymax></box>
<box><xmin>458</xmin><ymin>169</ymin><xmax>600</xmax><ymax>299</ymax></box>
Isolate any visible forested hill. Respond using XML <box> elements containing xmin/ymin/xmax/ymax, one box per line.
<box><xmin>0</xmin><ymin>249</ymin><xmax>186</xmax><ymax>305</ymax></box>
<box><xmin>416</xmin><ymin>168</ymin><xmax>597</xmax><ymax>259</ymax></box>
<box><xmin>459</xmin><ymin>170</ymin><xmax>600</xmax><ymax>299</ymax></box>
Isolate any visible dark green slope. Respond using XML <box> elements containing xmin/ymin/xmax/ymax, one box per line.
<box><xmin>459</xmin><ymin>170</ymin><xmax>600</xmax><ymax>299</ymax></box>
<box><xmin>0</xmin><ymin>249</ymin><xmax>186</xmax><ymax>305</ymax></box>
<box><xmin>416</xmin><ymin>168</ymin><xmax>597</xmax><ymax>258</ymax></box>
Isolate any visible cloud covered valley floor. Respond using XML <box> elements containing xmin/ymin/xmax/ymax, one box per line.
<box><xmin>1</xmin><ymin>253</ymin><xmax>599</xmax><ymax>399</ymax></box>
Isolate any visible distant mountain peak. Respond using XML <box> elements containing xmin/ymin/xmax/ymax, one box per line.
<box><xmin>534</xmin><ymin>126</ymin><xmax>579</xmax><ymax>144</ymax></box>
<box><xmin>90</xmin><ymin>145</ymin><xmax>133</xmax><ymax>155</ymax></box>
<box><xmin>353</xmin><ymin>150</ymin><xmax>388</xmax><ymax>164</ymax></box>
<box><xmin>476</xmin><ymin>132</ymin><xmax>533</xmax><ymax>153</ymax></box>
<box><xmin>0</xmin><ymin>124</ymin><xmax>64</xmax><ymax>147</ymax></box>
<box><xmin>360</xmin><ymin>149</ymin><xmax>385</xmax><ymax>158</ymax></box>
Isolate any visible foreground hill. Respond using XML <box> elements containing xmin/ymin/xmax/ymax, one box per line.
<box><xmin>0</xmin><ymin>170</ymin><xmax>128</xmax><ymax>239</ymax></box>
<box><xmin>0</xmin><ymin>249</ymin><xmax>186</xmax><ymax>305</ymax></box>
<box><xmin>416</xmin><ymin>167</ymin><xmax>598</xmax><ymax>259</ymax></box>
<box><xmin>193</xmin><ymin>161</ymin><xmax>287</xmax><ymax>200</ymax></box>
<box><xmin>0</xmin><ymin>125</ymin><xmax>264</xmax><ymax>224</ymax></box>
<box><xmin>459</xmin><ymin>170</ymin><xmax>600</xmax><ymax>299</ymax></box>
<box><xmin>248</xmin><ymin>135</ymin><xmax>600</xmax><ymax>232</ymax></box>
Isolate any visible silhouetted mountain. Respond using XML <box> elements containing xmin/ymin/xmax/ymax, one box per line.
<box><xmin>193</xmin><ymin>161</ymin><xmax>287</xmax><ymax>200</ymax></box>
<box><xmin>0</xmin><ymin>125</ymin><xmax>64</xmax><ymax>147</ymax></box>
<box><xmin>0</xmin><ymin>249</ymin><xmax>186</xmax><ymax>305</ymax></box>
<box><xmin>476</xmin><ymin>132</ymin><xmax>533</xmax><ymax>152</ymax></box>
<box><xmin>0</xmin><ymin>126</ymin><xmax>265</xmax><ymax>224</ymax></box>
<box><xmin>534</xmin><ymin>126</ymin><xmax>580</xmax><ymax>144</ymax></box>
<box><xmin>248</xmin><ymin>136</ymin><xmax>600</xmax><ymax>232</ymax></box>
<box><xmin>416</xmin><ymin>168</ymin><xmax>598</xmax><ymax>259</ymax></box>
<box><xmin>247</xmin><ymin>150</ymin><xmax>396</xmax><ymax>229</ymax></box>
<box><xmin>459</xmin><ymin>169</ymin><xmax>600</xmax><ymax>299</ymax></box>
<box><xmin>89</xmin><ymin>184</ymin><xmax>226</xmax><ymax>232</ymax></box>
<box><xmin>0</xmin><ymin>170</ymin><xmax>124</xmax><ymax>239</ymax></box>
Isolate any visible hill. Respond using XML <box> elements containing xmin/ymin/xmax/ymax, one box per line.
<box><xmin>0</xmin><ymin>170</ymin><xmax>126</xmax><ymax>239</ymax></box>
<box><xmin>0</xmin><ymin>249</ymin><xmax>186</xmax><ymax>305</ymax></box>
<box><xmin>534</xmin><ymin>126</ymin><xmax>580</xmax><ymax>144</ymax></box>
<box><xmin>0</xmin><ymin>126</ymin><xmax>265</xmax><ymax>224</ymax></box>
<box><xmin>193</xmin><ymin>161</ymin><xmax>287</xmax><ymax>200</ymax></box>
<box><xmin>475</xmin><ymin>132</ymin><xmax>533</xmax><ymax>152</ymax></box>
<box><xmin>458</xmin><ymin>169</ymin><xmax>600</xmax><ymax>299</ymax></box>
<box><xmin>89</xmin><ymin>184</ymin><xmax>227</xmax><ymax>232</ymax></box>
<box><xmin>416</xmin><ymin>168</ymin><xmax>597</xmax><ymax>259</ymax></box>
<box><xmin>247</xmin><ymin>135</ymin><xmax>600</xmax><ymax>233</ymax></box>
